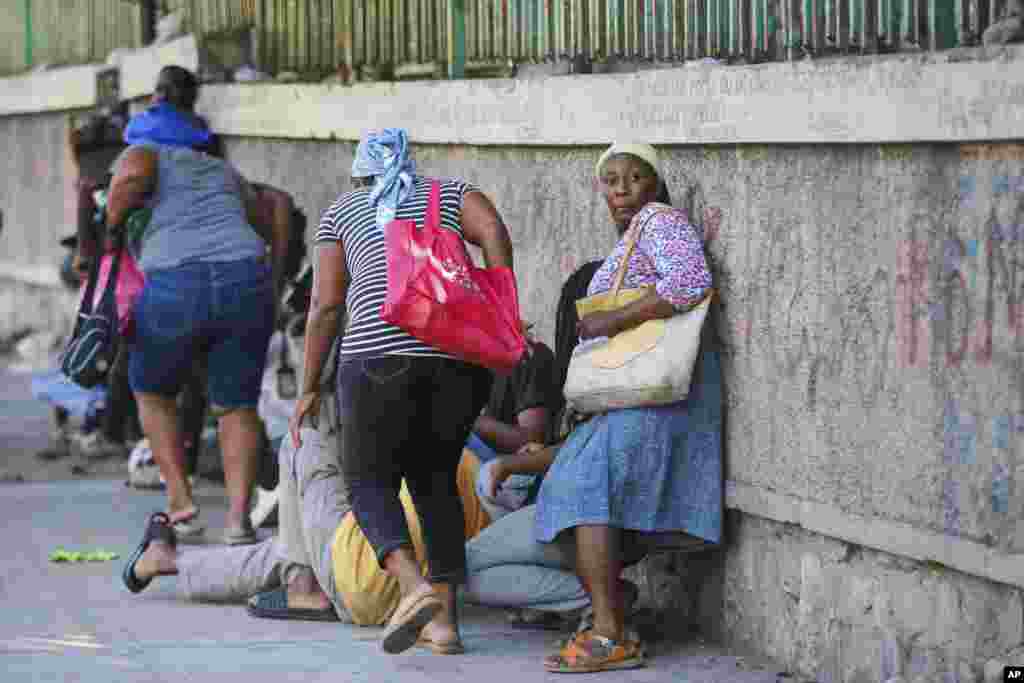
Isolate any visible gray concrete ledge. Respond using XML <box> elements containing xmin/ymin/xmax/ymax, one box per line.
<box><xmin>0</xmin><ymin>261</ymin><xmax>61</xmax><ymax>288</ymax></box>
<box><xmin>0</xmin><ymin>35</ymin><xmax>199</xmax><ymax>117</ymax></box>
<box><xmin>3</xmin><ymin>42</ymin><xmax>1024</xmax><ymax>144</ymax></box>
<box><xmin>726</xmin><ymin>480</ymin><xmax>1024</xmax><ymax>591</ymax></box>
<box><xmin>0</xmin><ymin>64</ymin><xmax>102</xmax><ymax>116</ymax></box>
<box><xmin>196</xmin><ymin>46</ymin><xmax>1024</xmax><ymax>145</ymax></box>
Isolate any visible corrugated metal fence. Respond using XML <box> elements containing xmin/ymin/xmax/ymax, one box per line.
<box><xmin>0</xmin><ymin>0</ymin><xmax>142</xmax><ymax>77</ymax></box>
<box><xmin>244</xmin><ymin>0</ymin><xmax>997</xmax><ymax>78</ymax></box>
<box><xmin>0</xmin><ymin>0</ymin><xmax>1003</xmax><ymax>80</ymax></box>
<box><xmin>163</xmin><ymin>0</ymin><xmax>257</xmax><ymax>36</ymax></box>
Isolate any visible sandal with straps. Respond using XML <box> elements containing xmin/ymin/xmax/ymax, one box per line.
<box><xmin>122</xmin><ymin>511</ymin><xmax>176</xmax><ymax>594</ymax></box>
<box><xmin>544</xmin><ymin>629</ymin><xmax>646</xmax><ymax>673</ymax></box>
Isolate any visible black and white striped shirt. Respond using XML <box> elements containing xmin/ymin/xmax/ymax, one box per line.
<box><xmin>314</xmin><ymin>176</ymin><xmax>480</xmax><ymax>361</ymax></box>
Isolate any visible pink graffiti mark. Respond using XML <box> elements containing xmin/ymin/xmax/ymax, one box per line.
<box><xmin>944</xmin><ymin>269</ymin><xmax>993</xmax><ymax>367</ymax></box>
<box><xmin>895</xmin><ymin>241</ymin><xmax>930</xmax><ymax>367</ymax></box>
<box><xmin>34</xmin><ymin>157</ymin><xmax>49</xmax><ymax>180</ymax></box>
<box><xmin>702</xmin><ymin>206</ymin><xmax>722</xmax><ymax>243</ymax></box>
<box><xmin>560</xmin><ymin>253</ymin><xmax>577</xmax><ymax>276</ymax></box>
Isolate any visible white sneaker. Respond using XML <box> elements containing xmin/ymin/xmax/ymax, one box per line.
<box><xmin>250</xmin><ymin>485</ymin><xmax>279</xmax><ymax>528</ymax></box>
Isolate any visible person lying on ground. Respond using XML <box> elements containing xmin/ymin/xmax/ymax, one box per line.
<box><xmin>122</xmin><ymin>388</ymin><xmax>496</xmax><ymax>648</ymax></box>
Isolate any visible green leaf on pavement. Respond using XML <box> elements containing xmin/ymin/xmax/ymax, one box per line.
<box><xmin>49</xmin><ymin>548</ymin><xmax>120</xmax><ymax>563</ymax></box>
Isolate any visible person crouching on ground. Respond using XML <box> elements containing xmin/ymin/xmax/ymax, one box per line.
<box><xmin>533</xmin><ymin>143</ymin><xmax>724</xmax><ymax>673</ymax></box>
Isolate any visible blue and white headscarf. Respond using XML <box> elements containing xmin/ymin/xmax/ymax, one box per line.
<box><xmin>351</xmin><ymin>128</ymin><xmax>417</xmax><ymax>232</ymax></box>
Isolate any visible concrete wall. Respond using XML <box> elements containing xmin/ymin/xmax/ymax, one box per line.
<box><xmin>0</xmin><ymin>110</ymin><xmax>80</xmax><ymax>337</ymax></box>
<box><xmin>224</xmin><ymin>136</ymin><xmax>1024</xmax><ymax>681</ymax></box>
<box><xmin>2</xmin><ymin>41</ymin><xmax>1023</xmax><ymax>682</ymax></box>
<box><xmin>690</xmin><ymin>512</ymin><xmax>1023</xmax><ymax>682</ymax></box>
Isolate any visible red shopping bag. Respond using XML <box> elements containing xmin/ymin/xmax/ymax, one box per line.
<box><xmin>381</xmin><ymin>181</ymin><xmax>527</xmax><ymax>374</ymax></box>
<box><xmin>93</xmin><ymin>247</ymin><xmax>145</xmax><ymax>337</ymax></box>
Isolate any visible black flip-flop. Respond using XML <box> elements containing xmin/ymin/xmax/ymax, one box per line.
<box><xmin>246</xmin><ymin>587</ymin><xmax>339</xmax><ymax>622</ymax></box>
<box><xmin>122</xmin><ymin>511</ymin><xmax>175</xmax><ymax>594</ymax></box>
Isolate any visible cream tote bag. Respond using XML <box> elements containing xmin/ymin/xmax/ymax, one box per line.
<box><xmin>563</xmin><ymin>208</ymin><xmax>712</xmax><ymax>414</ymax></box>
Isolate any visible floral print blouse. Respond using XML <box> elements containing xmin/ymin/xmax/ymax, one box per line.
<box><xmin>586</xmin><ymin>202</ymin><xmax>712</xmax><ymax>311</ymax></box>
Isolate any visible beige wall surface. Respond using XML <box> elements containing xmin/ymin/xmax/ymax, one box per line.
<box><xmin>222</xmin><ymin>137</ymin><xmax>1024</xmax><ymax>580</ymax></box>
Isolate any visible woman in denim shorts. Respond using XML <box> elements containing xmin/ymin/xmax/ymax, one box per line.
<box><xmin>107</xmin><ymin>66</ymin><xmax>286</xmax><ymax>545</ymax></box>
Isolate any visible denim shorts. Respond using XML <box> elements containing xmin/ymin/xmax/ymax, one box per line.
<box><xmin>129</xmin><ymin>258</ymin><xmax>274</xmax><ymax>410</ymax></box>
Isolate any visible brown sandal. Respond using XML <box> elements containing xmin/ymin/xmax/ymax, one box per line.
<box><xmin>544</xmin><ymin>629</ymin><xmax>645</xmax><ymax>673</ymax></box>
<box><xmin>381</xmin><ymin>589</ymin><xmax>443</xmax><ymax>654</ymax></box>
<box><xmin>416</xmin><ymin>636</ymin><xmax>465</xmax><ymax>655</ymax></box>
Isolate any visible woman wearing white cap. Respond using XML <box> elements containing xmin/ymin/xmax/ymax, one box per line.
<box><xmin>529</xmin><ymin>143</ymin><xmax>724</xmax><ymax>673</ymax></box>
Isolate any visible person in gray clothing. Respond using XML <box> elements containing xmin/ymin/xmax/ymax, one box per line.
<box><xmin>107</xmin><ymin>65</ymin><xmax>286</xmax><ymax>545</ymax></box>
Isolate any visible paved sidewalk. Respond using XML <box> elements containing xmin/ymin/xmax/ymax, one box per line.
<box><xmin>0</xmin><ymin>362</ymin><xmax>794</xmax><ymax>682</ymax></box>
<box><xmin>0</xmin><ymin>477</ymin><xmax>794</xmax><ymax>683</ymax></box>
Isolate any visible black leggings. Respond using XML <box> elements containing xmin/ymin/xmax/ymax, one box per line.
<box><xmin>100</xmin><ymin>347</ymin><xmax>141</xmax><ymax>445</ymax></box>
<box><xmin>336</xmin><ymin>356</ymin><xmax>492</xmax><ymax>583</ymax></box>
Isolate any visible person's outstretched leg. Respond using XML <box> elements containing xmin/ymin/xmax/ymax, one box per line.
<box><xmin>131</xmin><ymin>532</ymin><xmax>283</xmax><ymax>602</ymax></box>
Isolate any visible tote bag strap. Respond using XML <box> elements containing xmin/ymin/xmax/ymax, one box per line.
<box><xmin>609</xmin><ymin>204</ymin><xmax>673</xmax><ymax>297</ymax></box>
<box><xmin>96</xmin><ymin>246</ymin><xmax>123</xmax><ymax>316</ymax></box>
<box><xmin>70</xmin><ymin>253</ymin><xmax>103</xmax><ymax>340</ymax></box>
<box><xmin>424</xmin><ymin>180</ymin><xmax>441</xmax><ymax>230</ymax></box>
<box><xmin>609</xmin><ymin>205</ymin><xmax>717</xmax><ymax>306</ymax></box>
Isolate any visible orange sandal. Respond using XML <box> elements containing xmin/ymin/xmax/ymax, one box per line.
<box><xmin>544</xmin><ymin>629</ymin><xmax>645</xmax><ymax>673</ymax></box>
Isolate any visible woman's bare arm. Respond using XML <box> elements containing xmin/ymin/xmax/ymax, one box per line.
<box><xmin>460</xmin><ymin>190</ymin><xmax>514</xmax><ymax>271</ymax></box>
<box><xmin>106</xmin><ymin>147</ymin><xmax>157</xmax><ymax>229</ymax></box>
<box><xmin>301</xmin><ymin>243</ymin><xmax>348</xmax><ymax>395</ymax></box>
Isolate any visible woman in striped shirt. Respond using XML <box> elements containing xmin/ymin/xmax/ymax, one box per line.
<box><xmin>290</xmin><ymin>129</ymin><xmax>514</xmax><ymax>656</ymax></box>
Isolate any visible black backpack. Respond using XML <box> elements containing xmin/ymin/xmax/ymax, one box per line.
<box><xmin>60</xmin><ymin>245</ymin><xmax>122</xmax><ymax>389</ymax></box>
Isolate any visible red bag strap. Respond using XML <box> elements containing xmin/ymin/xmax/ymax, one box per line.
<box><xmin>425</xmin><ymin>180</ymin><xmax>441</xmax><ymax>230</ymax></box>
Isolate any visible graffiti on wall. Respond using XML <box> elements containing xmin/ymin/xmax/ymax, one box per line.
<box><xmin>894</xmin><ymin>174</ymin><xmax>1024</xmax><ymax>369</ymax></box>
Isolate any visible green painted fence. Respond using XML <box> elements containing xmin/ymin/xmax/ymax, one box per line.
<box><xmin>248</xmin><ymin>0</ymin><xmax>982</xmax><ymax>79</ymax></box>
<box><xmin>0</xmin><ymin>0</ymin><xmax>996</xmax><ymax>80</ymax></box>
<box><xmin>0</xmin><ymin>0</ymin><xmax>142</xmax><ymax>77</ymax></box>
